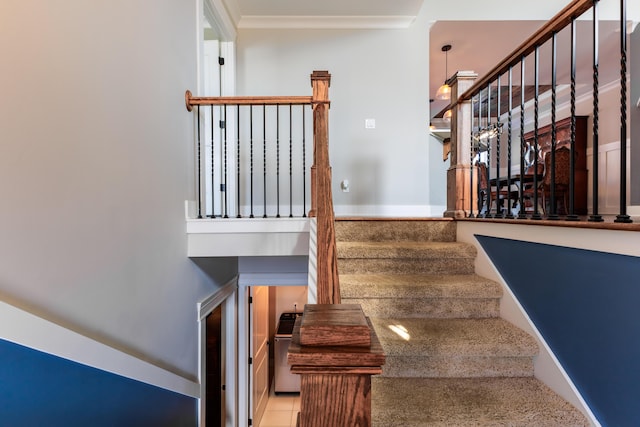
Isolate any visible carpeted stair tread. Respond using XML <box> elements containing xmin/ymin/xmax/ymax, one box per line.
<box><xmin>340</xmin><ymin>274</ymin><xmax>502</xmax><ymax>299</ymax></box>
<box><xmin>370</xmin><ymin>317</ymin><xmax>538</xmax><ymax>357</ymax></box>
<box><xmin>371</xmin><ymin>377</ymin><xmax>590</xmax><ymax>427</ymax></box>
<box><xmin>335</xmin><ymin>219</ymin><xmax>456</xmax><ymax>242</ymax></box>
<box><xmin>337</xmin><ymin>241</ymin><xmax>476</xmax><ymax>260</ymax></box>
<box><xmin>334</xmin><ymin>219</ymin><xmax>587</xmax><ymax>423</ymax></box>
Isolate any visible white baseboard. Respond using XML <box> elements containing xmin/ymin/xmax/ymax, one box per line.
<box><xmin>334</xmin><ymin>204</ymin><xmax>442</xmax><ymax>217</ymax></box>
<box><xmin>0</xmin><ymin>301</ymin><xmax>199</xmax><ymax>398</ymax></box>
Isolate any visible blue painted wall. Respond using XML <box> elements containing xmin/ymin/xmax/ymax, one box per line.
<box><xmin>0</xmin><ymin>339</ymin><xmax>196</xmax><ymax>426</ymax></box>
<box><xmin>477</xmin><ymin>235</ymin><xmax>640</xmax><ymax>427</ymax></box>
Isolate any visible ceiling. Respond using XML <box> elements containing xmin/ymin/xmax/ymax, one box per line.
<box><xmin>222</xmin><ymin>0</ymin><xmax>628</xmax><ymax>122</ymax></box>
<box><xmin>430</xmin><ymin>20</ymin><xmax>625</xmax><ymax>121</ymax></box>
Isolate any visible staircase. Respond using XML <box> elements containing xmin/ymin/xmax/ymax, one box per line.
<box><xmin>337</xmin><ymin>218</ymin><xmax>589</xmax><ymax>427</ymax></box>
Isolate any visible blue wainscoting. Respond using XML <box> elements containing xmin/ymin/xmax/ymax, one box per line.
<box><xmin>476</xmin><ymin>235</ymin><xmax>640</xmax><ymax>427</ymax></box>
<box><xmin>0</xmin><ymin>338</ymin><xmax>196</xmax><ymax>426</ymax></box>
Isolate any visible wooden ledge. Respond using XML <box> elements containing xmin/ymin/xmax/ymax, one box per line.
<box><xmin>458</xmin><ymin>217</ymin><xmax>640</xmax><ymax>232</ymax></box>
<box><xmin>336</xmin><ymin>217</ymin><xmax>454</xmax><ymax>222</ymax></box>
<box><xmin>300</xmin><ymin>304</ymin><xmax>370</xmax><ymax>347</ymax></box>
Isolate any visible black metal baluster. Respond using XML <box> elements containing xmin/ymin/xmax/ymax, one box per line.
<box><xmin>478</xmin><ymin>88</ymin><xmax>488</xmax><ymax>217</ymax></box>
<box><xmin>531</xmin><ymin>46</ymin><xmax>542</xmax><ymax>220</ymax></box>
<box><xmin>589</xmin><ymin>0</ymin><xmax>604</xmax><ymax>222</ymax></box>
<box><xmin>495</xmin><ymin>75</ymin><xmax>503</xmax><ymax>218</ymax></box>
<box><xmin>567</xmin><ymin>18</ymin><xmax>580</xmax><ymax>221</ymax></box>
<box><xmin>223</xmin><ymin>104</ymin><xmax>229</xmax><ymax>218</ymax></box>
<box><xmin>209</xmin><ymin>105</ymin><xmax>216</xmax><ymax>218</ymax></box>
<box><xmin>548</xmin><ymin>32</ymin><xmax>560</xmax><ymax>220</ymax></box>
<box><xmin>469</xmin><ymin>95</ymin><xmax>476</xmax><ymax>218</ymax></box>
<box><xmin>518</xmin><ymin>56</ymin><xmax>528</xmax><ymax>219</ymax></box>
<box><xmin>289</xmin><ymin>104</ymin><xmax>293</xmax><ymax>218</ymax></box>
<box><xmin>276</xmin><ymin>106</ymin><xmax>281</xmax><ymax>218</ymax></box>
<box><xmin>616</xmin><ymin>0</ymin><xmax>632</xmax><ymax>223</ymax></box>
<box><xmin>302</xmin><ymin>106</ymin><xmax>307</xmax><ymax>217</ymax></box>
<box><xmin>196</xmin><ymin>106</ymin><xmax>203</xmax><ymax>219</ymax></box>
<box><xmin>506</xmin><ymin>66</ymin><xmax>514</xmax><ymax>219</ymax></box>
<box><xmin>485</xmin><ymin>83</ymin><xmax>493</xmax><ymax>218</ymax></box>
<box><xmin>250</xmin><ymin>106</ymin><xmax>255</xmax><ymax>218</ymax></box>
<box><xmin>263</xmin><ymin>104</ymin><xmax>267</xmax><ymax>218</ymax></box>
<box><xmin>236</xmin><ymin>106</ymin><xmax>242</xmax><ymax>218</ymax></box>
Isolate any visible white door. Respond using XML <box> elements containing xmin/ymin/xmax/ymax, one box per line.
<box><xmin>249</xmin><ymin>286</ymin><xmax>269</xmax><ymax>426</ymax></box>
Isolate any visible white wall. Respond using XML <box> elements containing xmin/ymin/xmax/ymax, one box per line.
<box><xmin>236</xmin><ymin>17</ymin><xmax>433</xmax><ymax>216</ymax></box>
<box><xmin>0</xmin><ymin>0</ymin><xmax>233</xmax><ymax>380</ymax></box>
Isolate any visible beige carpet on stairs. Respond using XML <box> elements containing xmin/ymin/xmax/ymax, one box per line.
<box><xmin>336</xmin><ymin>218</ymin><xmax>589</xmax><ymax>427</ymax></box>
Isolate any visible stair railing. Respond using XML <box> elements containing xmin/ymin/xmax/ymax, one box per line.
<box><xmin>309</xmin><ymin>71</ymin><xmax>341</xmax><ymax>304</ymax></box>
<box><xmin>185</xmin><ymin>70</ymin><xmax>340</xmax><ymax>303</ymax></box>
<box><xmin>446</xmin><ymin>0</ymin><xmax>633</xmax><ymax>224</ymax></box>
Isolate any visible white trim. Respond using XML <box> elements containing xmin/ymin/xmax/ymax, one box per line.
<box><xmin>203</xmin><ymin>0</ymin><xmax>237</xmax><ymax>41</ymax></box>
<box><xmin>187</xmin><ymin>217</ymin><xmax>309</xmax><ymax>234</ymax></box>
<box><xmin>220</xmin><ymin>41</ymin><xmax>236</xmax><ymax>96</ymax></box>
<box><xmin>476</xmin><ymin>242</ymin><xmax>601</xmax><ymax>427</ymax></box>
<box><xmin>628</xmin><ymin>205</ymin><xmax>640</xmax><ymax>216</ymax></box>
<box><xmin>334</xmin><ymin>204</ymin><xmax>433</xmax><ymax>217</ymax></box>
<box><xmin>0</xmin><ymin>300</ymin><xmax>199</xmax><ymax>398</ymax></box>
<box><xmin>187</xmin><ymin>218</ymin><xmax>310</xmax><ymax>257</ymax></box>
<box><xmin>197</xmin><ymin>278</ymin><xmax>238</xmax><ymax>427</ymax></box>
<box><xmin>456</xmin><ymin>222</ymin><xmax>612</xmax><ymax>426</ymax></box>
<box><xmin>238</xmin><ymin>273</ymin><xmax>308</xmax><ymax>287</ymax></box>
<box><xmin>237</xmin><ymin>15</ymin><xmax>416</xmax><ymax>30</ymax></box>
<box><xmin>197</xmin><ymin>278</ymin><xmax>238</xmax><ymax>320</ymax></box>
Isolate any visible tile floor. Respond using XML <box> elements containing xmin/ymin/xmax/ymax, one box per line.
<box><xmin>259</xmin><ymin>387</ymin><xmax>300</xmax><ymax>427</ymax></box>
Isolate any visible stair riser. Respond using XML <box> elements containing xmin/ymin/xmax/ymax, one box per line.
<box><xmin>338</xmin><ymin>259</ymin><xmax>474</xmax><ymax>275</ymax></box>
<box><xmin>342</xmin><ymin>298</ymin><xmax>499</xmax><ymax>319</ymax></box>
<box><xmin>335</xmin><ymin>220</ymin><xmax>456</xmax><ymax>243</ymax></box>
<box><xmin>382</xmin><ymin>356</ymin><xmax>534</xmax><ymax>378</ymax></box>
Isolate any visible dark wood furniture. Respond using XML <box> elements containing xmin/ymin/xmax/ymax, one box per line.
<box><xmin>523</xmin><ymin>116</ymin><xmax>588</xmax><ymax>215</ymax></box>
<box><xmin>288</xmin><ymin>304</ymin><xmax>385</xmax><ymax>427</ymax></box>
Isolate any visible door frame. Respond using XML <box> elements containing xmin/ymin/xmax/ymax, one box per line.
<box><xmin>237</xmin><ymin>273</ymin><xmax>308</xmax><ymax>426</ymax></box>
<box><xmin>198</xmin><ymin>278</ymin><xmax>238</xmax><ymax>427</ymax></box>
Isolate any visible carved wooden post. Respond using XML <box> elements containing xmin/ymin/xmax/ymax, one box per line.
<box><xmin>288</xmin><ymin>304</ymin><xmax>385</xmax><ymax>427</ymax></box>
<box><xmin>310</xmin><ymin>71</ymin><xmax>340</xmax><ymax>304</ymax></box>
<box><xmin>444</xmin><ymin>71</ymin><xmax>478</xmax><ymax>218</ymax></box>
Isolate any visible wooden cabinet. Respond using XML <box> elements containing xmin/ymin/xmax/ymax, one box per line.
<box><xmin>524</xmin><ymin>116</ymin><xmax>588</xmax><ymax>215</ymax></box>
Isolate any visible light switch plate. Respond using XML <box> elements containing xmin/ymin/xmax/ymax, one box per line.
<box><xmin>365</xmin><ymin>119</ymin><xmax>376</xmax><ymax>129</ymax></box>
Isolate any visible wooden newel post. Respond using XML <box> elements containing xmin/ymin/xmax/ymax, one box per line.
<box><xmin>310</xmin><ymin>71</ymin><xmax>340</xmax><ymax>304</ymax></box>
<box><xmin>288</xmin><ymin>304</ymin><xmax>385</xmax><ymax>427</ymax></box>
<box><xmin>444</xmin><ymin>71</ymin><xmax>478</xmax><ymax>219</ymax></box>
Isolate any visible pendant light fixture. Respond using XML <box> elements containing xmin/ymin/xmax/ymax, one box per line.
<box><xmin>435</xmin><ymin>44</ymin><xmax>452</xmax><ymax>101</ymax></box>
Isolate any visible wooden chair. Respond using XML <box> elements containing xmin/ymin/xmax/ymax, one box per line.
<box><xmin>476</xmin><ymin>162</ymin><xmax>518</xmax><ymax>216</ymax></box>
<box><xmin>521</xmin><ymin>162</ymin><xmax>544</xmax><ymax>213</ymax></box>
<box><xmin>523</xmin><ymin>147</ymin><xmax>571</xmax><ymax>215</ymax></box>
<box><xmin>541</xmin><ymin>146</ymin><xmax>571</xmax><ymax>215</ymax></box>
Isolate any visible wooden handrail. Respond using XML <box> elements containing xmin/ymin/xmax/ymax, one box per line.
<box><xmin>310</xmin><ymin>71</ymin><xmax>341</xmax><ymax>304</ymax></box>
<box><xmin>185</xmin><ymin>91</ymin><xmax>312</xmax><ymax>111</ymax></box>
<box><xmin>457</xmin><ymin>0</ymin><xmax>593</xmax><ymax>104</ymax></box>
<box><xmin>184</xmin><ymin>71</ymin><xmax>340</xmax><ymax>303</ymax></box>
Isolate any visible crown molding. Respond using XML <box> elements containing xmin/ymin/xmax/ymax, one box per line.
<box><xmin>237</xmin><ymin>15</ymin><xmax>416</xmax><ymax>30</ymax></box>
<box><xmin>204</xmin><ymin>0</ymin><xmax>237</xmax><ymax>40</ymax></box>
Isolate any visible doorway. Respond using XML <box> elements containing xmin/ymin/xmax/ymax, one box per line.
<box><xmin>250</xmin><ymin>286</ymin><xmax>270</xmax><ymax>426</ymax></box>
<box><xmin>205</xmin><ymin>305</ymin><xmax>224</xmax><ymax>426</ymax></box>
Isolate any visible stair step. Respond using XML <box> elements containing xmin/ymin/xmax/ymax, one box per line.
<box><xmin>335</xmin><ymin>218</ymin><xmax>456</xmax><ymax>242</ymax></box>
<box><xmin>338</xmin><ymin>241</ymin><xmax>476</xmax><ymax>275</ymax></box>
<box><xmin>341</xmin><ymin>274</ymin><xmax>502</xmax><ymax>318</ymax></box>
<box><xmin>337</xmin><ymin>241</ymin><xmax>476</xmax><ymax>260</ymax></box>
<box><xmin>371</xmin><ymin>317</ymin><xmax>538</xmax><ymax>378</ymax></box>
<box><xmin>372</xmin><ymin>377</ymin><xmax>590</xmax><ymax>427</ymax></box>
